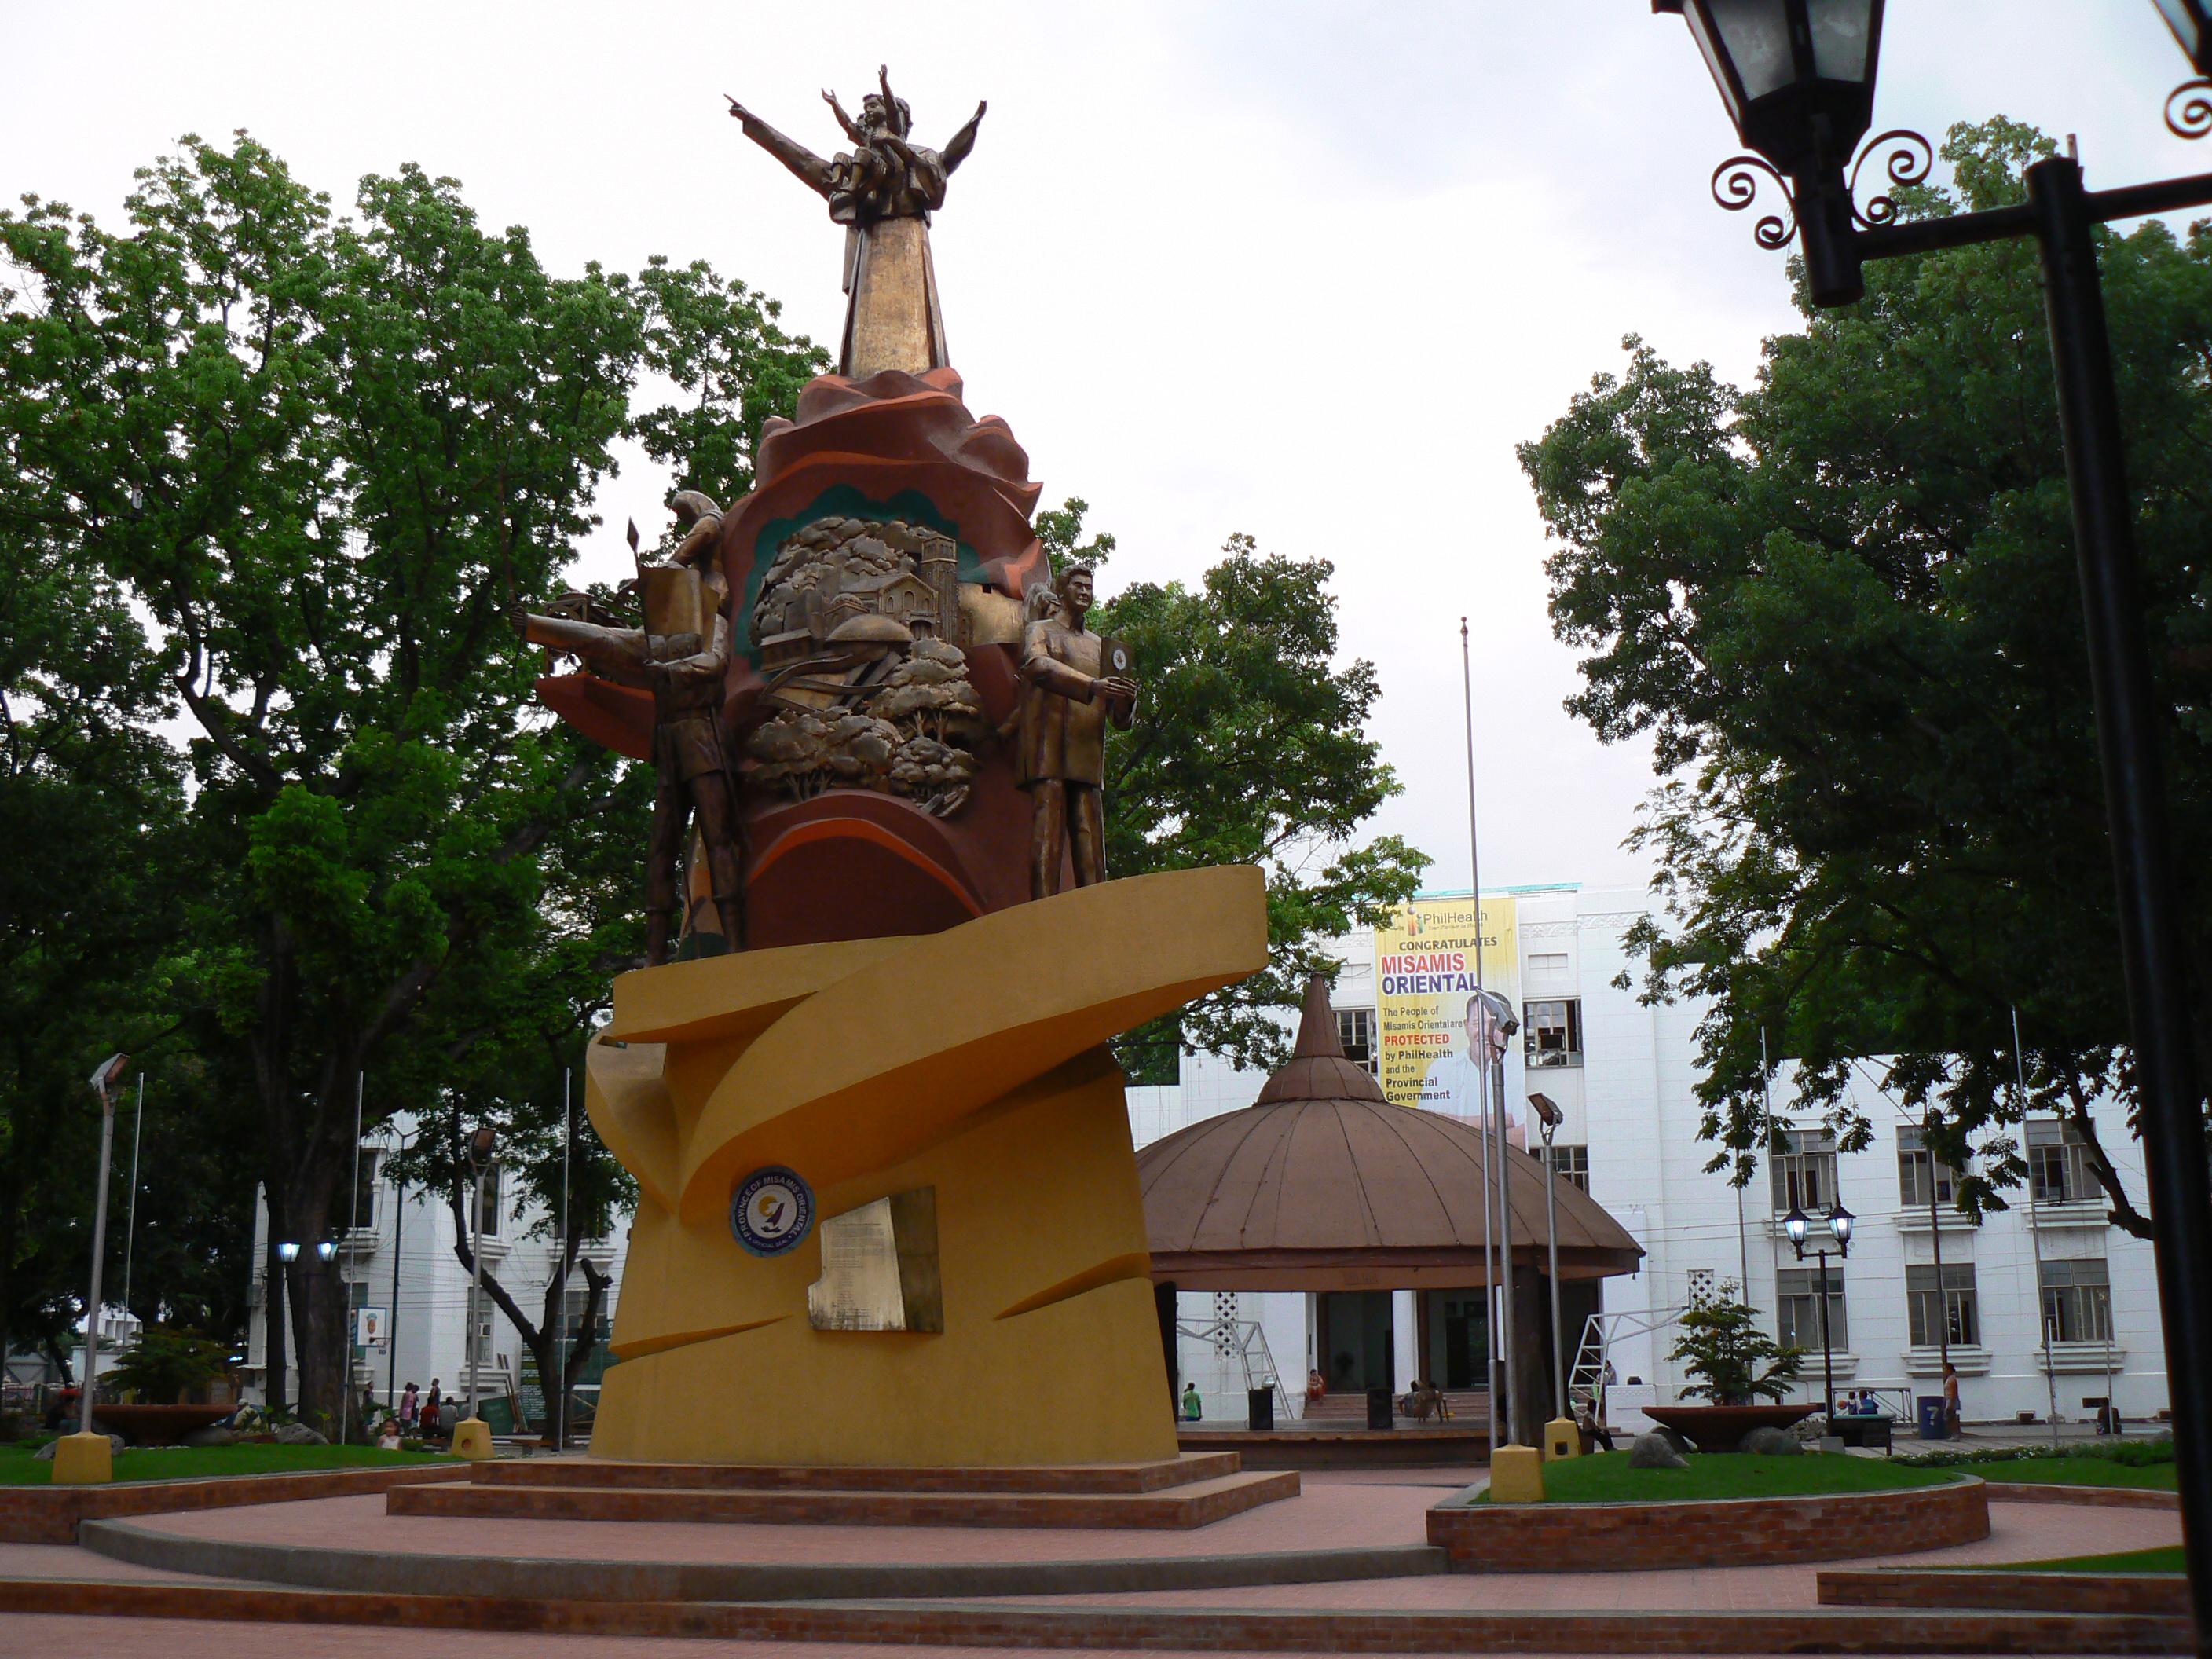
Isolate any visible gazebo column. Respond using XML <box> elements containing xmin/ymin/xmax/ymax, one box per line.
<box><xmin>1154</xmin><ymin>1280</ymin><xmax>1179</xmax><ymax>1410</ymax></box>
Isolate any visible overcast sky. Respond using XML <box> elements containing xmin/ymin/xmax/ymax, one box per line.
<box><xmin>5</xmin><ymin>2</ymin><xmax>2198</xmax><ymax>895</ymax></box>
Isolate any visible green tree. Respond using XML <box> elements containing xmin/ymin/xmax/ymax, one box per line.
<box><xmin>0</xmin><ymin>132</ymin><xmax>822</xmax><ymax>1427</ymax></box>
<box><xmin>1668</xmin><ymin>1282</ymin><xmax>1805</xmax><ymax>1405</ymax></box>
<box><xmin>1038</xmin><ymin>504</ymin><xmax>1427</xmax><ymax>1078</ymax></box>
<box><xmin>1518</xmin><ymin>119</ymin><xmax>2212</xmax><ymax>1230</ymax></box>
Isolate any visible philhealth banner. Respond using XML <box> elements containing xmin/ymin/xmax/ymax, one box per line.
<box><xmin>1372</xmin><ymin>895</ymin><xmax>1519</xmax><ymax>1123</ymax></box>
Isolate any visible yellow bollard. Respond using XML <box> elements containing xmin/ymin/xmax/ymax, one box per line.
<box><xmin>1489</xmin><ymin>1443</ymin><xmax>1547</xmax><ymax>1503</ymax></box>
<box><xmin>49</xmin><ymin>1431</ymin><xmax>113</xmax><ymax>1485</ymax></box>
<box><xmin>449</xmin><ymin>1418</ymin><xmax>496</xmax><ymax>1460</ymax></box>
<box><xmin>1544</xmin><ymin>1416</ymin><xmax>1582</xmax><ymax>1460</ymax></box>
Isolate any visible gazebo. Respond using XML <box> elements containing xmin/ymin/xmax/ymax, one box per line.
<box><xmin>1137</xmin><ymin>977</ymin><xmax>1643</xmax><ymax>1434</ymax></box>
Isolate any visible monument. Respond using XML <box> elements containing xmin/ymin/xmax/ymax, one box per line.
<box><xmin>510</xmin><ymin>74</ymin><xmax>1265</xmax><ymax>1467</ymax></box>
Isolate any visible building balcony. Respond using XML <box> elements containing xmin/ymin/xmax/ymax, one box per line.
<box><xmin>2040</xmin><ymin>1341</ymin><xmax>2126</xmax><ymax>1375</ymax></box>
<box><xmin>2022</xmin><ymin>1199</ymin><xmax>2111</xmax><ymax>1230</ymax></box>
<box><xmin>339</xmin><ymin>1226</ymin><xmax>379</xmax><ymax>1258</ymax></box>
<box><xmin>1892</xmin><ymin>1209</ymin><xmax>1977</xmax><ymax>1235</ymax></box>
<box><xmin>1903</xmin><ymin>1345</ymin><xmax>1990</xmax><ymax>1377</ymax></box>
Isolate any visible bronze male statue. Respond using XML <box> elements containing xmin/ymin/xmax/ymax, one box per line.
<box><xmin>510</xmin><ymin>499</ymin><xmax>745</xmax><ymax>962</ymax></box>
<box><xmin>1015</xmin><ymin>566</ymin><xmax>1135</xmax><ymax>899</ymax></box>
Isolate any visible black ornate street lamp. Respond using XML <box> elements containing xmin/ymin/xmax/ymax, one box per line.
<box><xmin>1782</xmin><ymin>1201</ymin><xmax>1853</xmax><ymax>1427</ymax></box>
<box><xmin>2156</xmin><ymin>2</ymin><xmax>2212</xmax><ymax>137</ymax></box>
<box><xmin>1657</xmin><ymin>5</ymin><xmax>2212</xmax><ymax>1645</ymax></box>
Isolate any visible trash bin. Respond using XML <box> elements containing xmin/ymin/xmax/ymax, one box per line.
<box><xmin>1366</xmin><ymin>1386</ymin><xmax>1394</xmax><ymax>1430</ymax></box>
<box><xmin>1916</xmin><ymin>1395</ymin><xmax>1949</xmax><ymax>1441</ymax></box>
<box><xmin>1247</xmin><ymin>1386</ymin><xmax>1274</xmax><ymax>1432</ymax></box>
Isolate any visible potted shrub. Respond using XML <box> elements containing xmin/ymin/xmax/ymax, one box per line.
<box><xmin>1644</xmin><ymin>1283</ymin><xmax>1817</xmax><ymax>1452</ymax></box>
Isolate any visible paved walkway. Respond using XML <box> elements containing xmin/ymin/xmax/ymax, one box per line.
<box><xmin>983</xmin><ymin>1500</ymin><xmax>2180</xmax><ymax>1609</ymax></box>
<box><xmin>0</xmin><ymin>1476</ymin><xmax>2179</xmax><ymax>1655</ymax></box>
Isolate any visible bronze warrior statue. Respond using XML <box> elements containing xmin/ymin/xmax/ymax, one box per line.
<box><xmin>510</xmin><ymin>494</ymin><xmax>744</xmax><ymax>964</ymax></box>
<box><xmin>1015</xmin><ymin>566</ymin><xmax>1136</xmax><ymax>900</ymax></box>
<box><xmin>726</xmin><ymin>67</ymin><xmax>985</xmax><ymax>379</ymax></box>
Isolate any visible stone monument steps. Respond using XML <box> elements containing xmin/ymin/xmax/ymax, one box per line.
<box><xmin>387</xmin><ymin>1467</ymin><xmax>1300</xmax><ymax>1530</ymax></box>
<box><xmin>468</xmin><ymin>1449</ymin><xmax>1241</xmax><ymax>1495</ymax></box>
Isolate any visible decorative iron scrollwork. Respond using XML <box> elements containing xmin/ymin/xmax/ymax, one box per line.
<box><xmin>2167</xmin><ymin>80</ymin><xmax>2212</xmax><ymax>140</ymax></box>
<box><xmin>1848</xmin><ymin>130</ymin><xmax>1934</xmax><ymax>229</ymax></box>
<box><xmin>1711</xmin><ymin>154</ymin><xmax>1796</xmax><ymax>251</ymax></box>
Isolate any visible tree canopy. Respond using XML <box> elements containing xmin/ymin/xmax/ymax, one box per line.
<box><xmin>0</xmin><ymin>131</ymin><xmax>823</xmax><ymax>1419</ymax></box>
<box><xmin>1518</xmin><ymin>120</ymin><xmax>2212</xmax><ymax>1232</ymax></box>
<box><xmin>1039</xmin><ymin>504</ymin><xmax>1428</xmax><ymax>1079</ymax></box>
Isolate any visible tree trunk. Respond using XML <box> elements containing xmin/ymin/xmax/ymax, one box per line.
<box><xmin>263</xmin><ymin>1236</ymin><xmax>287</xmax><ymax>1413</ymax></box>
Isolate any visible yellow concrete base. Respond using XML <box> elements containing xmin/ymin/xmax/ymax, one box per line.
<box><xmin>585</xmin><ymin>868</ymin><xmax>1267</xmax><ymax>1468</ymax></box>
<box><xmin>1489</xmin><ymin>1444</ymin><xmax>1547</xmax><ymax>1503</ymax></box>
<box><xmin>49</xmin><ymin>1430</ymin><xmax>113</xmax><ymax>1485</ymax></box>
<box><xmin>449</xmin><ymin>1418</ymin><xmax>495</xmax><ymax>1460</ymax></box>
<box><xmin>1544</xmin><ymin>1415</ymin><xmax>1582</xmax><ymax>1460</ymax></box>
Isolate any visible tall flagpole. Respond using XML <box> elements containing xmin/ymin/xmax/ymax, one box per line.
<box><xmin>1462</xmin><ymin>620</ymin><xmax>1516</xmax><ymax>1446</ymax></box>
<box><xmin>558</xmin><ymin>1065</ymin><xmax>572</xmax><ymax>1452</ymax></box>
<box><xmin>341</xmin><ymin>1071</ymin><xmax>364</xmax><ymax>1445</ymax></box>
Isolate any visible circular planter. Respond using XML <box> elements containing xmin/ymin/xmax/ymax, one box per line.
<box><xmin>1427</xmin><ymin>1476</ymin><xmax>1988</xmax><ymax>1572</ymax></box>
<box><xmin>1642</xmin><ymin>1402</ymin><xmax>1819</xmax><ymax>1452</ymax></box>
<box><xmin>90</xmin><ymin>1404</ymin><xmax>236</xmax><ymax>1445</ymax></box>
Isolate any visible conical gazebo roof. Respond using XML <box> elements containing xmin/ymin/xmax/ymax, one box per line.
<box><xmin>1137</xmin><ymin>978</ymin><xmax>1643</xmax><ymax>1291</ymax></box>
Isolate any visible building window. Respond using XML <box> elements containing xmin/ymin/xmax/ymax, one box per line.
<box><xmin>1549</xmin><ymin>1143</ymin><xmax>1589</xmax><ymax>1191</ymax></box>
<box><xmin>1906</xmin><ymin>1262</ymin><xmax>1978</xmax><ymax>1346</ymax></box>
<box><xmin>2027</xmin><ymin>1119</ymin><xmax>2094</xmax><ymax>1206</ymax></box>
<box><xmin>1529</xmin><ymin>952</ymin><xmax>1569</xmax><ymax>973</ymax></box>
<box><xmin>1896</xmin><ymin>1126</ymin><xmax>1960</xmax><ymax>1210</ymax></box>
<box><xmin>2040</xmin><ymin>1258</ymin><xmax>2113</xmax><ymax>1342</ymax></box>
<box><xmin>1686</xmin><ymin>1269</ymin><xmax>1716</xmax><ymax>1307</ymax></box>
<box><xmin>350</xmin><ymin>1150</ymin><xmax>379</xmax><ymax>1231</ymax></box>
<box><xmin>1771</xmin><ymin>1129</ymin><xmax>1838</xmax><ymax>1214</ymax></box>
<box><xmin>1524</xmin><ymin>999</ymin><xmax>1583</xmax><ymax>1068</ymax></box>
<box><xmin>469</xmin><ymin>1307</ymin><xmax>496</xmax><ymax>1368</ymax></box>
<box><xmin>1335</xmin><ymin>1008</ymin><xmax>1378</xmax><ymax>1078</ymax></box>
<box><xmin>474</xmin><ymin>1163</ymin><xmax>504</xmax><ymax>1240</ymax></box>
<box><xmin>1776</xmin><ymin>1267</ymin><xmax>1848</xmax><ymax>1351</ymax></box>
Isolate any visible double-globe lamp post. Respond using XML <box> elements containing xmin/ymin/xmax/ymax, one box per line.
<box><xmin>1651</xmin><ymin>5</ymin><xmax>2212</xmax><ymax>1648</ymax></box>
<box><xmin>275</xmin><ymin>1237</ymin><xmax>339</xmax><ymax>1426</ymax></box>
<box><xmin>1781</xmin><ymin>1202</ymin><xmax>1854</xmax><ymax>1427</ymax></box>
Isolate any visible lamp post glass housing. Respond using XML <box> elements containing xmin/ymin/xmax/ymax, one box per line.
<box><xmin>2158</xmin><ymin>0</ymin><xmax>2212</xmax><ymax>76</ymax></box>
<box><xmin>1661</xmin><ymin>0</ymin><xmax>1884</xmax><ymax>174</ymax></box>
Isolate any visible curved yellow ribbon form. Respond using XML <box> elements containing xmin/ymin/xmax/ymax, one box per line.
<box><xmin>675</xmin><ymin>866</ymin><xmax>1268</xmax><ymax>1225</ymax></box>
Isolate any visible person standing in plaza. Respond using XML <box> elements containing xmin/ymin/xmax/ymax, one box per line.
<box><xmin>399</xmin><ymin>1381</ymin><xmax>419</xmax><ymax>1430</ymax></box>
<box><xmin>1942</xmin><ymin>1361</ymin><xmax>1962</xmax><ymax>1437</ymax></box>
<box><xmin>423</xmin><ymin>1379</ymin><xmax>444</xmax><ymax>1440</ymax></box>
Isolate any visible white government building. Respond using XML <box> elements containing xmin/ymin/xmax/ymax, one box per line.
<box><xmin>245</xmin><ymin>1111</ymin><xmax>621</xmax><ymax>1426</ymax></box>
<box><xmin>1141</xmin><ymin>883</ymin><xmax>2166</xmax><ymax>1432</ymax></box>
<box><xmin>240</xmin><ymin>884</ymin><xmax>2163</xmax><ymax>1437</ymax></box>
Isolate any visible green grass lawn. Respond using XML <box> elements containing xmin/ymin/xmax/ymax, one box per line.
<box><xmin>1971</xmin><ymin>1456</ymin><xmax>2177</xmax><ymax>1490</ymax></box>
<box><xmin>1975</xmin><ymin>1544</ymin><xmax>2185</xmax><ymax>1574</ymax></box>
<box><xmin>0</xmin><ymin>1441</ymin><xmax>454</xmax><ymax>1486</ymax></box>
<box><xmin>1478</xmin><ymin>1450</ymin><xmax>1964</xmax><ymax>1504</ymax></box>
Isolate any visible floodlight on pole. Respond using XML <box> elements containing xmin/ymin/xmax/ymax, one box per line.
<box><xmin>76</xmin><ymin>1053</ymin><xmax>129</xmax><ymax>1445</ymax></box>
<box><xmin>460</xmin><ymin>1124</ymin><xmax>498</xmax><ymax>1452</ymax></box>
